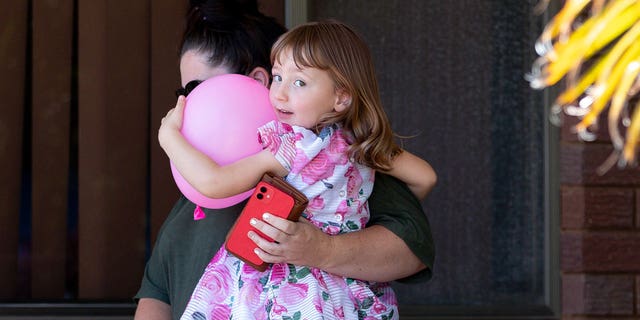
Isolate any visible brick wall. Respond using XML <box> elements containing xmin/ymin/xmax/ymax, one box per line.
<box><xmin>561</xmin><ymin>116</ymin><xmax>640</xmax><ymax>319</ymax></box>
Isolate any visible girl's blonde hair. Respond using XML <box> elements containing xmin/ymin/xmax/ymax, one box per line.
<box><xmin>271</xmin><ymin>20</ymin><xmax>401</xmax><ymax>171</ymax></box>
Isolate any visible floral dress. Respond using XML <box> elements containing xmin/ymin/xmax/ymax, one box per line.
<box><xmin>180</xmin><ymin>120</ymin><xmax>398</xmax><ymax>320</ymax></box>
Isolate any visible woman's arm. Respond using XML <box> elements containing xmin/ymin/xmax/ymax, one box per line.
<box><xmin>384</xmin><ymin>150</ymin><xmax>437</xmax><ymax>199</ymax></box>
<box><xmin>250</xmin><ymin>216</ymin><xmax>424</xmax><ymax>281</ymax></box>
<box><xmin>158</xmin><ymin>96</ymin><xmax>286</xmax><ymax>198</ymax></box>
<box><xmin>134</xmin><ymin>298</ymin><xmax>172</xmax><ymax>320</ymax></box>
<box><xmin>250</xmin><ymin>172</ymin><xmax>435</xmax><ymax>282</ymax></box>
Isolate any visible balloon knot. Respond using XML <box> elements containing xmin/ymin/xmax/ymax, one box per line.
<box><xmin>193</xmin><ymin>205</ymin><xmax>206</xmax><ymax>220</ymax></box>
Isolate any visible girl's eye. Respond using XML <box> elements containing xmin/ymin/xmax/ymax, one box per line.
<box><xmin>273</xmin><ymin>75</ymin><xmax>282</xmax><ymax>82</ymax></box>
<box><xmin>294</xmin><ymin>80</ymin><xmax>306</xmax><ymax>87</ymax></box>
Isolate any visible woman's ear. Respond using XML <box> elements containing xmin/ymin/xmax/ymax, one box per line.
<box><xmin>334</xmin><ymin>90</ymin><xmax>352</xmax><ymax>112</ymax></box>
<box><xmin>247</xmin><ymin>67</ymin><xmax>270</xmax><ymax>88</ymax></box>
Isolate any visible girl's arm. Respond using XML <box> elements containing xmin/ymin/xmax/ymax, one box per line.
<box><xmin>158</xmin><ymin>96</ymin><xmax>287</xmax><ymax>198</ymax></box>
<box><xmin>383</xmin><ymin>150</ymin><xmax>437</xmax><ymax>200</ymax></box>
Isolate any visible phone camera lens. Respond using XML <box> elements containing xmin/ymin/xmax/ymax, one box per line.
<box><xmin>260</xmin><ymin>186</ymin><xmax>267</xmax><ymax>193</ymax></box>
<box><xmin>257</xmin><ymin>193</ymin><xmax>264</xmax><ymax>200</ymax></box>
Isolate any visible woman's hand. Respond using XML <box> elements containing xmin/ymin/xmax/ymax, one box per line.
<box><xmin>249</xmin><ymin>212</ymin><xmax>425</xmax><ymax>282</ymax></box>
<box><xmin>248</xmin><ymin>214</ymin><xmax>334</xmax><ymax>268</ymax></box>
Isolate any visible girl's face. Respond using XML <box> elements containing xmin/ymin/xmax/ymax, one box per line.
<box><xmin>269</xmin><ymin>49</ymin><xmax>348</xmax><ymax>129</ymax></box>
<box><xmin>179</xmin><ymin>50</ymin><xmax>232</xmax><ymax>86</ymax></box>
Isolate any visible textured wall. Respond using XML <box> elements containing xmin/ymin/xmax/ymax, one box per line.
<box><xmin>310</xmin><ymin>0</ymin><xmax>548</xmax><ymax>308</ymax></box>
<box><xmin>560</xmin><ymin>114</ymin><xmax>640</xmax><ymax>317</ymax></box>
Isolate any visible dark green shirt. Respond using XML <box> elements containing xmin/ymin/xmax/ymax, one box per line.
<box><xmin>134</xmin><ymin>173</ymin><xmax>434</xmax><ymax>319</ymax></box>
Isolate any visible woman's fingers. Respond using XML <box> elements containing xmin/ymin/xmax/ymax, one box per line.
<box><xmin>261</xmin><ymin>213</ymin><xmax>297</xmax><ymax>234</ymax></box>
<box><xmin>248</xmin><ymin>216</ymin><xmax>327</xmax><ymax>266</ymax></box>
<box><xmin>249</xmin><ymin>215</ymin><xmax>292</xmax><ymax>243</ymax></box>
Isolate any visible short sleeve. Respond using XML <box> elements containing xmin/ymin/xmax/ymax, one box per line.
<box><xmin>367</xmin><ymin>172</ymin><xmax>435</xmax><ymax>283</ymax></box>
<box><xmin>134</xmin><ymin>201</ymin><xmax>175</xmax><ymax>305</ymax></box>
<box><xmin>134</xmin><ymin>256</ymin><xmax>170</xmax><ymax>304</ymax></box>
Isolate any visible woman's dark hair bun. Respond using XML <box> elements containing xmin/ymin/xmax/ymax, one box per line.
<box><xmin>189</xmin><ymin>0</ymin><xmax>207</xmax><ymax>8</ymax></box>
<box><xmin>190</xmin><ymin>0</ymin><xmax>261</xmax><ymax>22</ymax></box>
<box><xmin>180</xmin><ymin>0</ymin><xmax>286</xmax><ymax>75</ymax></box>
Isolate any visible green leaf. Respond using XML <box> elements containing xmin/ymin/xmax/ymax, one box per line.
<box><xmin>288</xmin><ymin>264</ymin><xmax>297</xmax><ymax>275</ymax></box>
<box><xmin>360</xmin><ymin>297</ymin><xmax>374</xmax><ymax>309</ymax></box>
<box><xmin>295</xmin><ymin>267</ymin><xmax>311</xmax><ymax>279</ymax></box>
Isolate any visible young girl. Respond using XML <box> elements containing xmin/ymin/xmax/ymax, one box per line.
<box><xmin>159</xmin><ymin>20</ymin><xmax>435</xmax><ymax>320</ymax></box>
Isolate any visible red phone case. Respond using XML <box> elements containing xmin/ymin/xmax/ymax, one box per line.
<box><xmin>225</xmin><ymin>173</ymin><xmax>308</xmax><ymax>271</ymax></box>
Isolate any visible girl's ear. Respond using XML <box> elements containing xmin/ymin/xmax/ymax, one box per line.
<box><xmin>334</xmin><ymin>90</ymin><xmax>352</xmax><ymax>112</ymax></box>
<box><xmin>248</xmin><ymin>67</ymin><xmax>270</xmax><ymax>88</ymax></box>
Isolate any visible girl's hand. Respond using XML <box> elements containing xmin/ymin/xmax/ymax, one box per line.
<box><xmin>248</xmin><ymin>214</ymin><xmax>333</xmax><ymax>268</ymax></box>
<box><xmin>161</xmin><ymin>95</ymin><xmax>186</xmax><ymax>131</ymax></box>
<box><xmin>158</xmin><ymin>96</ymin><xmax>186</xmax><ymax>147</ymax></box>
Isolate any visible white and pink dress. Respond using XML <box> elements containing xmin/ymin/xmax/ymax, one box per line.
<box><xmin>181</xmin><ymin>120</ymin><xmax>398</xmax><ymax>320</ymax></box>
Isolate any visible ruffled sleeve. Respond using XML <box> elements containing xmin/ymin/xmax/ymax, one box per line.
<box><xmin>257</xmin><ymin>120</ymin><xmax>299</xmax><ymax>172</ymax></box>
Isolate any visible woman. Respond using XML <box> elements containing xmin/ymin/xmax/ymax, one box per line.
<box><xmin>134</xmin><ymin>1</ymin><xmax>435</xmax><ymax>319</ymax></box>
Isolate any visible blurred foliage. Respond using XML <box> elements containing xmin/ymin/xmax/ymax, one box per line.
<box><xmin>528</xmin><ymin>0</ymin><xmax>640</xmax><ymax>173</ymax></box>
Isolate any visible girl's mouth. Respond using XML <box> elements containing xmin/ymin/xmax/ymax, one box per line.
<box><xmin>276</xmin><ymin>108</ymin><xmax>293</xmax><ymax>115</ymax></box>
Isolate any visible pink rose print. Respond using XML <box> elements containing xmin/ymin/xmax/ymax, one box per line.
<box><xmin>326</xmin><ymin>131</ymin><xmax>350</xmax><ymax>165</ymax></box>
<box><xmin>300</xmin><ymin>150</ymin><xmax>335</xmax><ymax>185</ymax></box>
<box><xmin>373</xmin><ymin>301</ymin><xmax>388</xmax><ymax>314</ymax></box>
<box><xmin>271</xmin><ymin>298</ymin><xmax>288</xmax><ymax>315</ymax></box>
<box><xmin>333</xmin><ymin>306</ymin><xmax>345</xmax><ymax>319</ymax></box>
<box><xmin>325</xmin><ymin>225</ymin><xmax>341</xmax><ymax>235</ymax></box>
<box><xmin>278</xmin><ymin>132</ymin><xmax>304</xmax><ymax>168</ymax></box>
<box><xmin>333</xmin><ymin>275</ymin><xmax>350</xmax><ymax>293</ymax></box>
<box><xmin>253</xmin><ymin>307</ymin><xmax>268</xmax><ymax>320</ymax></box>
<box><xmin>210</xmin><ymin>248</ymin><xmax>230</xmax><ymax>265</ymax></box>
<box><xmin>258</xmin><ymin>126</ymin><xmax>282</xmax><ymax>154</ymax></box>
<box><xmin>196</xmin><ymin>265</ymin><xmax>232</xmax><ymax>303</ymax></box>
<box><xmin>354</xmin><ymin>287</ymin><xmax>372</xmax><ymax>301</ymax></box>
<box><xmin>344</xmin><ymin>166</ymin><xmax>363</xmax><ymax>198</ymax></box>
<box><xmin>239</xmin><ymin>277</ymin><xmax>264</xmax><ymax>308</ymax></box>
<box><xmin>335</xmin><ymin>200</ymin><xmax>348</xmax><ymax>222</ymax></box>
<box><xmin>314</xmin><ymin>293</ymin><xmax>324</xmax><ymax>313</ymax></box>
<box><xmin>270</xmin><ymin>263</ymin><xmax>288</xmax><ymax>284</ymax></box>
<box><xmin>311</xmin><ymin>268</ymin><xmax>327</xmax><ymax>288</ymax></box>
<box><xmin>210</xmin><ymin>304</ymin><xmax>231</xmax><ymax>319</ymax></box>
<box><xmin>279</xmin><ymin>122</ymin><xmax>294</xmax><ymax>133</ymax></box>
<box><xmin>308</xmin><ymin>196</ymin><xmax>325</xmax><ymax>211</ymax></box>
<box><xmin>258</xmin><ymin>121</ymin><xmax>298</xmax><ymax>158</ymax></box>
<box><xmin>241</xmin><ymin>263</ymin><xmax>262</xmax><ymax>277</ymax></box>
<box><xmin>280</xmin><ymin>282</ymin><xmax>309</xmax><ymax>305</ymax></box>
<box><xmin>359</xmin><ymin>216</ymin><xmax>369</xmax><ymax>228</ymax></box>
<box><xmin>290</xmin><ymin>149</ymin><xmax>309</xmax><ymax>174</ymax></box>
<box><xmin>358</xmin><ymin>201</ymin><xmax>368</xmax><ymax>214</ymax></box>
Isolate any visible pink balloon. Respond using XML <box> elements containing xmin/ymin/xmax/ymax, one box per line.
<box><xmin>170</xmin><ymin>74</ymin><xmax>276</xmax><ymax>208</ymax></box>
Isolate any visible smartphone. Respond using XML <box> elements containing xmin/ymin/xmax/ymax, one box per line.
<box><xmin>225</xmin><ymin>173</ymin><xmax>308</xmax><ymax>271</ymax></box>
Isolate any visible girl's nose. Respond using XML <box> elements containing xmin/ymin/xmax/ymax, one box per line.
<box><xmin>271</xmin><ymin>83</ymin><xmax>287</xmax><ymax>101</ymax></box>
